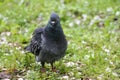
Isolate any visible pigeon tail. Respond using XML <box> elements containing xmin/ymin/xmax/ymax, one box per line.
<box><xmin>24</xmin><ymin>45</ymin><xmax>31</xmax><ymax>52</ymax></box>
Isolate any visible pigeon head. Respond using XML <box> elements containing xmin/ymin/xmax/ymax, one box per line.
<box><xmin>49</xmin><ymin>12</ymin><xmax>60</xmax><ymax>26</ymax></box>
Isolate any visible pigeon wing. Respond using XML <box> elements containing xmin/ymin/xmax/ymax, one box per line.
<box><xmin>25</xmin><ymin>27</ymin><xmax>44</xmax><ymax>56</ymax></box>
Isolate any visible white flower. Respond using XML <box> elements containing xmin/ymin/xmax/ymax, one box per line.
<box><xmin>106</xmin><ymin>7</ymin><xmax>113</xmax><ymax>12</ymax></box>
<box><xmin>82</xmin><ymin>14</ymin><xmax>87</xmax><ymax>21</ymax></box>
<box><xmin>67</xmin><ymin>12</ymin><xmax>72</xmax><ymax>16</ymax></box>
<box><xmin>91</xmin><ymin>53</ymin><xmax>94</xmax><ymax>58</ymax></box>
<box><xmin>78</xmin><ymin>72</ymin><xmax>82</xmax><ymax>75</ymax></box>
<box><xmin>75</xmin><ymin>19</ymin><xmax>81</xmax><ymax>25</ymax></box>
<box><xmin>69</xmin><ymin>22</ymin><xmax>74</xmax><ymax>27</ymax></box>
<box><xmin>102</xmin><ymin>46</ymin><xmax>110</xmax><ymax>55</ymax></box>
<box><xmin>21</xmin><ymin>50</ymin><xmax>25</xmax><ymax>54</ymax></box>
<box><xmin>2</xmin><ymin>79</ymin><xmax>10</xmax><ymax>80</ymax></box>
<box><xmin>10</xmin><ymin>50</ymin><xmax>13</xmax><ymax>53</ymax></box>
<box><xmin>25</xmin><ymin>29</ymin><xmax>28</xmax><ymax>33</ymax></box>
<box><xmin>8</xmin><ymin>43</ymin><xmax>12</xmax><ymax>46</ymax></box>
<box><xmin>82</xmin><ymin>41</ymin><xmax>87</xmax><ymax>44</ymax></box>
<box><xmin>94</xmin><ymin>15</ymin><xmax>101</xmax><ymax>20</ymax></box>
<box><xmin>112</xmin><ymin>72</ymin><xmax>118</xmax><ymax>77</ymax></box>
<box><xmin>89</xmin><ymin>19</ymin><xmax>94</xmax><ymax>26</ymax></box>
<box><xmin>19</xmin><ymin>0</ymin><xmax>24</xmax><ymax>6</ymax></box>
<box><xmin>105</xmin><ymin>67</ymin><xmax>111</xmax><ymax>72</ymax></box>
<box><xmin>116</xmin><ymin>11</ymin><xmax>120</xmax><ymax>16</ymax></box>
<box><xmin>18</xmin><ymin>78</ymin><xmax>24</xmax><ymax>80</ymax></box>
<box><xmin>1</xmin><ymin>37</ymin><xmax>7</xmax><ymax>41</ymax></box>
<box><xmin>89</xmin><ymin>15</ymin><xmax>101</xmax><ymax>26</ymax></box>
<box><xmin>68</xmin><ymin>72</ymin><xmax>74</xmax><ymax>76</ymax></box>
<box><xmin>104</xmin><ymin>49</ymin><xmax>110</xmax><ymax>53</ymax></box>
<box><xmin>84</xmin><ymin>55</ymin><xmax>90</xmax><ymax>60</ymax></box>
<box><xmin>97</xmin><ymin>74</ymin><xmax>104</xmax><ymax>80</ymax></box>
<box><xmin>66</xmin><ymin>62</ymin><xmax>75</xmax><ymax>67</ymax></box>
<box><xmin>0</xmin><ymin>37</ymin><xmax>8</xmax><ymax>44</ymax></box>
<box><xmin>1</xmin><ymin>32</ymin><xmax>11</xmax><ymax>36</ymax></box>
<box><xmin>16</xmin><ymin>47</ymin><xmax>21</xmax><ymax>50</ymax></box>
<box><xmin>6</xmin><ymin>32</ymin><xmax>11</xmax><ymax>36</ymax></box>
<box><xmin>62</xmin><ymin>76</ymin><xmax>69</xmax><ymax>80</ymax></box>
<box><xmin>109</xmin><ymin>61</ymin><xmax>113</xmax><ymax>65</ymax></box>
<box><xmin>71</xmin><ymin>77</ymin><xmax>75</xmax><ymax>80</ymax></box>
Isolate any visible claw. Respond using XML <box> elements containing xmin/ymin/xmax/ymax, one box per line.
<box><xmin>51</xmin><ymin>67</ymin><xmax>59</xmax><ymax>73</ymax></box>
<box><xmin>40</xmin><ymin>68</ymin><xmax>46</xmax><ymax>73</ymax></box>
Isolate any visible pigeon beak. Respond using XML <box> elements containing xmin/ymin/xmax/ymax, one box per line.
<box><xmin>51</xmin><ymin>21</ymin><xmax>56</xmax><ymax>25</ymax></box>
<box><xmin>51</xmin><ymin>21</ymin><xmax>55</xmax><ymax>24</ymax></box>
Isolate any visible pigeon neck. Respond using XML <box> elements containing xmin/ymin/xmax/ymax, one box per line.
<box><xmin>45</xmin><ymin>24</ymin><xmax>64</xmax><ymax>40</ymax></box>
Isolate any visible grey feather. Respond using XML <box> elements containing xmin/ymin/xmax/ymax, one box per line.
<box><xmin>25</xmin><ymin>12</ymin><xmax>67</xmax><ymax>67</ymax></box>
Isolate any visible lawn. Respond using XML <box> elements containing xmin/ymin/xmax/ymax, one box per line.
<box><xmin>0</xmin><ymin>0</ymin><xmax>120</xmax><ymax>80</ymax></box>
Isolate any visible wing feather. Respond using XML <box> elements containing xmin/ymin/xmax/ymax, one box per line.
<box><xmin>25</xmin><ymin>28</ymin><xmax>44</xmax><ymax>56</ymax></box>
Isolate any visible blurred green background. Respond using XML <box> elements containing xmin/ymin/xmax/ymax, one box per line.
<box><xmin>0</xmin><ymin>0</ymin><xmax>120</xmax><ymax>79</ymax></box>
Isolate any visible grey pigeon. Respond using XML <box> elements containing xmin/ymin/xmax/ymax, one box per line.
<box><xmin>25</xmin><ymin>12</ymin><xmax>67</xmax><ymax>72</ymax></box>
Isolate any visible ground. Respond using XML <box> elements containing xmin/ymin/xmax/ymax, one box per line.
<box><xmin>0</xmin><ymin>0</ymin><xmax>120</xmax><ymax>80</ymax></box>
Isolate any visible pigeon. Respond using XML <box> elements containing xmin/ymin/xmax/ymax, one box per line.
<box><xmin>25</xmin><ymin>12</ymin><xmax>67</xmax><ymax>72</ymax></box>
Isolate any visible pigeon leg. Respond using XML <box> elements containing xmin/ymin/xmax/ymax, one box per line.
<box><xmin>40</xmin><ymin>62</ymin><xmax>46</xmax><ymax>73</ymax></box>
<box><xmin>51</xmin><ymin>62</ymin><xmax>57</xmax><ymax>72</ymax></box>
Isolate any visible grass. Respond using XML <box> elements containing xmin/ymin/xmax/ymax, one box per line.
<box><xmin>0</xmin><ymin>0</ymin><xmax>120</xmax><ymax>79</ymax></box>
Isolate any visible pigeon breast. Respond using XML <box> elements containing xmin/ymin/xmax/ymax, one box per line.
<box><xmin>37</xmin><ymin>29</ymin><xmax>67</xmax><ymax>63</ymax></box>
